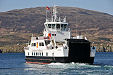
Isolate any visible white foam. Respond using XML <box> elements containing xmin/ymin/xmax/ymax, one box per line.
<box><xmin>48</xmin><ymin>63</ymin><xmax>65</xmax><ymax>65</ymax></box>
<box><xmin>104</xmin><ymin>65</ymin><xmax>113</xmax><ymax>68</ymax></box>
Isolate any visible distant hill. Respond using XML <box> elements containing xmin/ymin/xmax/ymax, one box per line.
<box><xmin>0</xmin><ymin>6</ymin><xmax>113</xmax><ymax>52</ymax></box>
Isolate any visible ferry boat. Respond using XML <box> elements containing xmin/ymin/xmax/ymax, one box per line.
<box><xmin>24</xmin><ymin>6</ymin><xmax>96</xmax><ymax>64</ymax></box>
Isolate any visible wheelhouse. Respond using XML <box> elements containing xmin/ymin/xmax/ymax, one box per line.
<box><xmin>44</xmin><ymin>22</ymin><xmax>69</xmax><ymax>31</ymax></box>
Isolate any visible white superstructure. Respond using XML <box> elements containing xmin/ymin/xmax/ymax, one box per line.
<box><xmin>25</xmin><ymin>36</ymin><xmax>69</xmax><ymax>57</ymax></box>
<box><xmin>25</xmin><ymin>6</ymin><xmax>70</xmax><ymax>57</ymax></box>
<box><xmin>43</xmin><ymin>6</ymin><xmax>70</xmax><ymax>42</ymax></box>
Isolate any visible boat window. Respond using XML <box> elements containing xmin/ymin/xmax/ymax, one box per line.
<box><xmin>45</xmin><ymin>40</ymin><xmax>50</xmax><ymax>45</ymax></box>
<box><xmin>61</xmin><ymin>24</ymin><xmax>67</xmax><ymax>30</ymax></box>
<box><xmin>52</xmin><ymin>34</ymin><xmax>56</xmax><ymax>36</ymax></box>
<box><xmin>61</xmin><ymin>24</ymin><xmax>63</xmax><ymax>30</ymax></box>
<box><xmin>36</xmin><ymin>52</ymin><xmax>37</xmax><ymax>56</ymax></box>
<box><xmin>56</xmin><ymin>24</ymin><xmax>60</xmax><ymax>29</ymax></box>
<box><xmin>42</xmin><ymin>53</ymin><xmax>43</xmax><ymax>56</ymax></box>
<box><xmin>48</xmin><ymin>24</ymin><xmax>51</xmax><ymax>28</ymax></box>
<box><xmin>64</xmin><ymin>24</ymin><xmax>67</xmax><ymax>30</ymax></box>
<box><xmin>46</xmin><ymin>52</ymin><xmax>48</xmax><ymax>56</ymax></box>
<box><xmin>52</xmin><ymin>53</ymin><xmax>54</xmax><ymax>56</ymax></box>
<box><xmin>32</xmin><ymin>43</ymin><xmax>36</xmax><ymax>46</ymax></box>
<box><xmin>39</xmin><ymin>42</ymin><xmax>44</xmax><ymax>46</ymax></box>
<box><xmin>52</xmin><ymin>24</ymin><xmax>55</xmax><ymax>29</ymax></box>
<box><xmin>36</xmin><ymin>37</ymin><xmax>38</xmax><ymax>40</ymax></box>
<box><xmin>52</xmin><ymin>34</ymin><xmax>54</xmax><ymax>36</ymax></box>
<box><xmin>37</xmin><ymin>53</ymin><xmax>39</xmax><ymax>56</ymax></box>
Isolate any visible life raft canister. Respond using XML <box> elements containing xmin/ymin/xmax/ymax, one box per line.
<box><xmin>48</xmin><ymin>33</ymin><xmax>51</xmax><ymax>39</ymax></box>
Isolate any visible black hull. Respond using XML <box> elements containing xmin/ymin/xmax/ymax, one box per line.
<box><xmin>25</xmin><ymin>39</ymin><xmax>95</xmax><ymax>64</ymax></box>
<box><xmin>25</xmin><ymin>56</ymin><xmax>94</xmax><ymax>64</ymax></box>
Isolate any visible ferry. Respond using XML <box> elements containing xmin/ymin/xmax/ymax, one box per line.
<box><xmin>24</xmin><ymin>6</ymin><xmax>96</xmax><ymax>64</ymax></box>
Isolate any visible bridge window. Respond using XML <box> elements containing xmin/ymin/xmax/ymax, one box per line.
<box><xmin>61</xmin><ymin>24</ymin><xmax>67</xmax><ymax>31</ymax></box>
<box><xmin>64</xmin><ymin>24</ymin><xmax>67</xmax><ymax>30</ymax></box>
<box><xmin>48</xmin><ymin>24</ymin><xmax>51</xmax><ymax>28</ymax></box>
<box><xmin>52</xmin><ymin>24</ymin><xmax>55</xmax><ymax>29</ymax></box>
<box><xmin>56</xmin><ymin>24</ymin><xmax>60</xmax><ymax>29</ymax></box>
<box><xmin>61</xmin><ymin>24</ymin><xmax>63</xmax><ymax>30</ymax></box>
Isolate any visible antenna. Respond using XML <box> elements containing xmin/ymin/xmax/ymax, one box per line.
<box><xmin>63</xmin><ymin>16</ymin><xmax>66</xmax><ymax>22</ymax></box>
<box><xmin>53</xmin><ymin>5</ymin><xmax>57</xmax><ymax>22</ymax></box>
<box><xmin>76</xmin><ymin>16</ymin><xmax>78</xmax><ymax>36</ymax></box>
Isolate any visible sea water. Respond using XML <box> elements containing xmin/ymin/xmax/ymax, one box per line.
<box><xmin>0</xmin><ymin>52</ymin><xmax>113</xmax><ymax>75</ymax></box>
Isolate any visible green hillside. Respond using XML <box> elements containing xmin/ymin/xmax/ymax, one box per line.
<box><xmin>0</xmin><ymin>7</ymin><xmax>113</xmax><ymax>52</ymax></box>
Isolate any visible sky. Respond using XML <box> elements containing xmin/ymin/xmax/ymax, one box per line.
<box><xmin>0</xmin><ymin>0</ymin><xmax>113</xmax><ymax>15</ymax></box>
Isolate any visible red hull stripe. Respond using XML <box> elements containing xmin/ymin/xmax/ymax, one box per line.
<box><xmin>26</xmin><ymin>62</ymin><xmax>50</xmax><ymax>64</ymax></box>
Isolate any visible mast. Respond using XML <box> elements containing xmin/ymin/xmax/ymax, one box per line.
<box><xmin>52</xmin><ymin>5</ymin><xmax>57</xmax><ymax>22</ymax></box>
<box><xmin>45</xmin><ymin>5</ymin><xmax>67</xmax><ymax>23</ymax></box>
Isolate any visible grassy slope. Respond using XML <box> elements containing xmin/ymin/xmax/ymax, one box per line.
<box><xmin>0</xmin><ymin>7</ymin><xmax>113</xmax><ymax>52</ymax></box>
